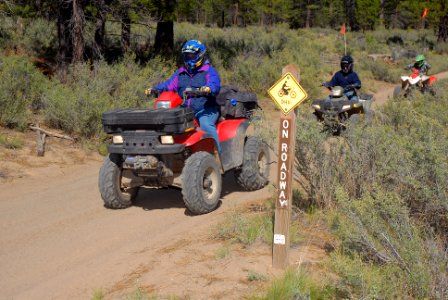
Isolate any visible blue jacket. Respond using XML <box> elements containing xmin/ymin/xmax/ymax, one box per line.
<box><xmin>154</xmin><ymin>60</ymin><xmax>221</xmax><ymax>114</ymax></box>
<box><xmin>329</xmin><ymin>70</ymin><xmax>362</xmax><ymax>89</ymax></box>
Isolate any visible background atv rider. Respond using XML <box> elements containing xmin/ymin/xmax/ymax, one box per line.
<box><xmin>404</xmin><ymin>54</ymin><xmax>435</xmax><ymax>94</ymax></box>
<box><xmin>406</xmin><ymin>54</ymin><xmax>431</xmax><ymax>75</ymax></box>
<box><xmin>323</xmin><ymin>55</ymin><xmax>361</xmax><ymax>101</ymax></box>
<box><xmin>146</xmin><ymin>40</ymin><xmax>222</xmax><ymax>153</ymax></box>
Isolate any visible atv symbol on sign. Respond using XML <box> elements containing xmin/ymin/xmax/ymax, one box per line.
<box><xmin>277</xmin><ymin>81</ymin><xmax>297</xmax><ymax>98</ymax></box>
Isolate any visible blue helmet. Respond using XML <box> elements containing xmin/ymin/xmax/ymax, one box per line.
<box><xmin>181</xmin><ymin>40</ymin><xmax>206</xmax><ymax>72</ymax></box>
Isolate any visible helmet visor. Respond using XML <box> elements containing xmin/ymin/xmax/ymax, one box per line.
<box><xmin>182</xmin><ymin>52</ymin><xmax>199</xmax><ymax>62</ymax></box>
<box><xmin>341</xmin><ymin>62</ymin><xmax>351</xmax><ymax>72</ymax></box>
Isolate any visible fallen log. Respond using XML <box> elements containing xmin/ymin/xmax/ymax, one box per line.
<box><xmin>29</xmin><ymin>125</ymin><xmax>75</xmax><ymax>156</ymax></box>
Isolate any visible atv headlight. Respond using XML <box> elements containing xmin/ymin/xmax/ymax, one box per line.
<box><xmin>312</xmin><ymin>104</ymin><xmax>321</xmax><ymax>110</ymax></box>
<box><xmin>113</xmin><ymin>135</ymin><xmax>123</xmax><ymax>144</ymax></box>
<box><xmin>342</xmin><ymin>104</ymin><xmax>352</xmax><ymax>110</ymax></box>
<box><xmin>156</xmin><ymin>101</ymin><xmax>170</xmax><ymax>109</ymax></box>
<box><xmin>160</xmin><ymin>135</ymin><xmax>174</xmax><ymax>144</ymax></box>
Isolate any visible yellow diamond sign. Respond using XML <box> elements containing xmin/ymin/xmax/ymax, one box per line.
<box><xmin>268</xmin><ymin>72</ymin><xmax>308</xmax><ymax>115</ymax></box>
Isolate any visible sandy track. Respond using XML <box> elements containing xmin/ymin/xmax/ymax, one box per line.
<box><xmin>0</xmin><ymin>158</ymin><xmax>279</xmax><ymax>299</ymax></box>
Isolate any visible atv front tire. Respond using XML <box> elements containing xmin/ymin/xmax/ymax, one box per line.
<box><xmin>181</xmin><ymin>152</ymin><xmax>222</xmax><ymax>214</ymax></box>
<box><xmin>99</xmin><ymin>154</ymin><xmax>138</xmax><ymax>209</ymax></box>
<box><xmin>234</xmin><ymin>136</ymin><xmax>270</xmax><ymax>191</ymax></box>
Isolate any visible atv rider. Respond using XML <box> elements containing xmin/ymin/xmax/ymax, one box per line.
<box><xmin>404</xmin><ymin>54</ymin><xmax>435</xmax><ymax>94</ymax></box>
<box><xmin>147</xmin><ymin>40</ymin><xmax>222</xmax><ymax>153</ymax></box>
<box><xmin>406</xmin><ymin>54</ymin><xmax>431</xmax><ymax>75</ymax></box>
<box><xmin>323</xmin><ymin>55</ymin><xmax>361</xmax><ymax>101</ymax></box>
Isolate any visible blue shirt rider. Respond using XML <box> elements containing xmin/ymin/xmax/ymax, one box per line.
<box><xmin>324</xmin><ymin>55</ymin><xmax>361</xmax><ymax>101</ymax></box>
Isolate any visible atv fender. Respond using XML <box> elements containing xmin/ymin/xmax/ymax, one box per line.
<box><xmin>217</xmin><ymin>119</ymin><xmax>250</xmax><ymax>172</ymax></box>
<box><xmin>175</xmin><ymin>130</ymin><xmax>217</xmax><ymax>154</ymax></box>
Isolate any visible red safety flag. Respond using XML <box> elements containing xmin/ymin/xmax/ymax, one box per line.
<box><xmin>422</xmin><ymin>7</ymin><xmax>428</xmax><ymax>18</ymax></box>
<box><xmin>340</xmin><ymin>23</ymin><xmax>346</xmax><ymax>35</ymax></box>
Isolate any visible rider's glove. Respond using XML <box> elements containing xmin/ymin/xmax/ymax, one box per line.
<box><xmin>199</xmin><ymin>86</ymin><xmax>211</xmax><ymax>95</ymax></box>
<box><xmin>144</xmin><ymin>87</ymin><xmax>159</xmax><ymax>97</ymax></box>
<box><xmin>322</xmin><ymin>82</ymin><xmax>331</xmax><ymax>88</ymax></box>
<box><xmin>346</xmin><ymin>83</ymin><xmax>360</xmax><ymax>90</ymax></box>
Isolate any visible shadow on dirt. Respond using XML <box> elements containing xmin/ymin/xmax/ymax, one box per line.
<box><xmin>132</xmin><ymin>171</ymin><xmax>245</xmax><ymax>213</ymax></box>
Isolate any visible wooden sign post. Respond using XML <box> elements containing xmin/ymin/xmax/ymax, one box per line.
<box><xmin>267</xmin><ymin>65</ymin><xmax>307</xmax><ymax>269</ymax></box>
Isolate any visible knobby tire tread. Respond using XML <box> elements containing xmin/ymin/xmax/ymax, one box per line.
<box><xmin>235</xmin><ymin>136</ymin><xmax>270</xmax><ymax>191</ymax></box>
<box><xmin>181</xmin><ymin>151</ymin><xmax>222</xmax><ymax>214</ymax></box>
<box><xmin>98</xmin><ymin>154</ymin><xmax>135</xmax><ymax>209</ymax></box>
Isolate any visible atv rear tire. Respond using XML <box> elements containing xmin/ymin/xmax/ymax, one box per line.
<box><xmin>99</xmin><ymin>154</ymin><xmax>138</xmax><ymax>209</ymax></box>
<box><xmin>181</xmin><ymin>152</ymin><xmax>222</xmax><ymax>214</ymax></box>
<box><xmin>234</xmin><ymin>136</ymin><xmax>270</xmax><ymax>191</ymax></box>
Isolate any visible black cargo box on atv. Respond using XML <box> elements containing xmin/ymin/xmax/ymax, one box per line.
<box><xmin>217</xmin><ymin>85</ymin><xmax>259</xmax><ymax>119</ymax></box>
<box><xmin>102</xmin><ymin>107</ymin><xmax>195</xmax><ymax>134</ymax></box>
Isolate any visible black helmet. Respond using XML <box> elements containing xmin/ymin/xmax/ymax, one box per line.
<box><xmin>341</xmin><ymin>55</ymin><xmax>354</xmax><ymax>74</ymax></box>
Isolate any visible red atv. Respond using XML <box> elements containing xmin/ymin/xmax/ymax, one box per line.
<box><xmin>98</xmin><ymin>87</ymin><xmax>270</xmax><ymax>214</ymax></box>
<box><xmin>393</xmin><ymin>68</ymin><xmax>437</xmax><ymax>98</ymax></box>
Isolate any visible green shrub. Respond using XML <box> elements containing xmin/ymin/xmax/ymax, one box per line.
<box><xmin>247</xmin><ymin>270</ymin><xmax>268</xmax><ymax>282</ymax></box>
<box><xmin>211</xmin><ymin>212</ymin><xmax>272</xmax><ymax>245</ymax></box>
<box><xmin>248</xmin><ymin>268</ymin><xmax>337</xmax><ymax>300</ymax></box>
<box><xmin>43</xmin><ymin>55</ymin><xmax>172</xmax><ymax>138</ymax></box>
<box><xmin>328</xmin><ymin>187</ymin><xmax>430</xmax><ymax>298</ymax></box>
<box><xmin>21</xmin><ymin>18</ymin><xmax>56</xmax><ymax>55</ymax></box>
<box><xmin>211</xmin><ymin>203</ymin><xmax>301</xmax><ymax>247</ymax></box>
<box><xmin>0</xmin><ymin>133</ymin><xmax>24</xmax><ymax>149</ymax></box>
<box><xmin>0</xmin><ymin>55</ymin><xmax>47</xmax><ymax>129</ymax></box>
<box><xmin>295</xmin><ymin>80</ymin><xmax>448</xmax><ymax>298</ymax></box>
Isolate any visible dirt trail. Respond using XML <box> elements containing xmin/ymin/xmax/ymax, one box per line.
<box><xmin>0</xmin><ymin>157</ymin><xmax>276</xmax><ymax>299</ymax></box>
<box><xmin>0</xmin><ymin>140</ymin><xmax>329</xmax><ymax>300</ymax></box>
<box><xmin>1</xmin><ymin>72</ymin><xmax>446</xmax><ymax>299</ymax></box>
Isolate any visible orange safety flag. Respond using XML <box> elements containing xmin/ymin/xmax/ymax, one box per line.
<box><xmin>340</xmin><ymin>23</ymin><xmax>346</xmax><ymax>35</ymax></box>
<box><xmin>422</xmin><ymin>7</ymin><xmax>428</xmax><ymax>18</ymax></box>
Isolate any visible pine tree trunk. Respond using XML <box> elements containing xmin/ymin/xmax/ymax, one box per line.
<box><xmin>72</xmin><ymin>0</ymin><xmax>85</xmax><ymax>63</ymax></box>
<box><xmin>234</xmin><ymin>2</ymin><xmax>239</xmax><ymax>26</ymax></box>
<box><xmin>153</xmin><ymin>0</ymin><xmax>175</xmax><ymax>58</ymax></box>
<box><xmin>379</xmin><ymin>0</ymin><xmax>384</xmax><ymax>28</ymax></box>
<box><xmin>305</xmin><ymin>7</ymin><xmax>311</xmax><ymax>28</ymax></box>
<box><xmin>57</xmin><ymin>0</ymin><xmax>73</xmax><ymax>79</ymax></box>
<box><xmin>438</xmin><ymin>14</ymin><xmax>448</xmax><ymax>42</ymax></box>
<box><xmin>121</xmin><ymin>0</ymin><xmax>131</xmax><ymax>54</ymax></box>
<box><xmin>345</xmin><ymin>0</ymin><xmax>359</xmax><ymax>31</ymax></box>
<box><xmin>154</xmin><ymin>21</ymin><xmax>174</xmax><ymax>59</ymax></box>
<box><xmin>93</xmin><ymin>0</ymin><xmax>106</xmax><ymax>60</ymax></box>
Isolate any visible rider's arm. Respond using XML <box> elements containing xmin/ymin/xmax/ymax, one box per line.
<box><xmin>205</xmin><ymin>66</ymin><xmax>221</xmax><ymax>96</ymax></box>
<box><xmin>154</xmin><ymin>70</ymin><xmax>180</xmax><ymax>92</ymax></box>
<box><xmin>351</xmin><ymin>72</ymin><xmax>362</xmax><ymax>89</ymax></box>
<box><xmin>329</xmin><ymin>72</ymin><xmax>339</xmax><ymax>87</ymax></box>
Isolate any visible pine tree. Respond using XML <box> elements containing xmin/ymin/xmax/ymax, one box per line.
<box><xmin>356</xmin><ymin>0</ymin><xmax>380</xmax><ymax>30</ymax></box>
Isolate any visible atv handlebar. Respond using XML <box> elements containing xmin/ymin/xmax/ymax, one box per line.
<box><xmin>322</xmin><ymin>82</ymin><xmax>361</xmax><ymax>91</ymax></box>
<box><xmin>183</xmin><ymin>87</ymin><xmax>211</xmax><ymax>97</ymax></box>
<box><xmin>343</xmin><ymin>83</ymin><xmax>361</xmax><ymax>91</ymax></box>
<box><xmin>144</xmin><ymin>87</ymin><xmax>159</xmax><ymax>98</ymax></box>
